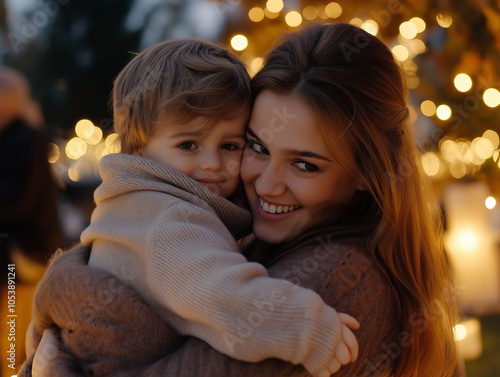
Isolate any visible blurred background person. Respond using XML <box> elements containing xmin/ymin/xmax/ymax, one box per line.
<box><xmin>0</xmin><ymin>66</ymin><xmax>64</xmax><ymax>376</ymax></box>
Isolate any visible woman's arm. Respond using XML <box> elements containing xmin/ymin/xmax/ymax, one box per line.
<box><xmin>30</xmin><ymin>243</ymin><xmax>396</xmax><ymax>377</ymax></box>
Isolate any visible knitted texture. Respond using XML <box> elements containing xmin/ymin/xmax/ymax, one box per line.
<box><xmin>25</xmin><ymin>153</ymin><xmax>350</xmax><ymax>375</ymax></box>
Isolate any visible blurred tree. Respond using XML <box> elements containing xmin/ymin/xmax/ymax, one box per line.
<box><xmin>4</xmin><ymin>0</ymin><xmax>141</xmax><ymax>136</ymax></box>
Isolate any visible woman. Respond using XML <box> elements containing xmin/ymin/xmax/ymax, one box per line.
<box><xmin>28</xmin><ymin>22</ymin><xmax>458</xmax><ymax>377</ymax></box>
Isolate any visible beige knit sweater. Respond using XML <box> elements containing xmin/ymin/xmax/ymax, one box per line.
<box><xmin>75</xmin><ymin>153</ymin><xmax>346</xmax><ymax>375</ymax></box>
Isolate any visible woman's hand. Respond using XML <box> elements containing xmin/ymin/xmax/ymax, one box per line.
<box><xmin>32</xmin><ymin>328</ymin><xmax>60</xmax><ymax>376</ymax></box>
<box><xmin>314</xmin><ymin>313</ymin><xmax>360</xmax><ymax>377</ymax></box>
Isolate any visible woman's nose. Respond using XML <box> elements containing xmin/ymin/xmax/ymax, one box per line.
<box><xmin>254</xmin><ymin>163</ymin><xmax>286</xmax><ymax>197</ymax></box>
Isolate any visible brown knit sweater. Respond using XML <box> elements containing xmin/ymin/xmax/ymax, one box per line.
<box><xmin>19</xmin><ymin>237</ymin><xmax>399</xmax><ymax>377</ymax></box>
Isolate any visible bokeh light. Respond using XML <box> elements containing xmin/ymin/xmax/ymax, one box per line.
<box><xmin>421</xmin><ymin>152</ymin><xmax>441</xmax><ymax>177</ymax></box>
<box><xmin>399</xmin><ymin>21</ymin><xmax>418</xmax><ymax>39</ymax></box>
<box><xmin>303</xmin><ymin>6</ymin><xmax>318</xmax><ymax>20</ymax></box>
<box><xmin>436</xmin><ymin>104</ymin><xmax>452</xmax><ymax>120</ymax></box>
<box><xmin>361</xmin><ymin>20</ymin><xmax>378</xmax><ymax>35</ymax></box>
<box><xmin>65</xmin><ymin>137</ymin><xmax>87</xmax><ymax>160</ymax></box>
<box><xmin>231</xmin><ymin>35</ymin><xmax>248</xmax><ymax>51</ymax></box>
<box><xmin>485</xmin><ymin>197</ymin><xmax>496</xmax><ymax>209</ymax></box>
<box><xmin>421</xmin><ymin>100</ymin><xmax>437</xmax><ymax>117</ymax></box>
<box><xmin>454</xmin><ymin>73</ymin><xmax>472</xmax><ymax>92</ymax></box>
<box><xmin>75</xmin><ymin>119</ymin><xmax>94</xmax><ymax>139</ymax></box>
<box><xmin>437</xmin><ymin>13</ymin><xmax>453</xmax><ymax>28</ymax></box>
<box><xmin>325</xmin><ymin>2</ymin><xmax>342</xmax><ymax>18</ymax></box>
<box><xmin>392</xmin><ymin>45</ymin><xmax>409</xmax><ymax>61</ymax></box>
<box><xmin>453</xmin><ymin>324</ymin><xmax>467</xmax><ymax>341</ymax></box>
<box><xmin>285</xmin><ymin>11</ymin><xmax>302</xmax><ymax>27</ymax></box>
<box><xmin>409</xmin><ymin>17</ymin><xmax>426</xmax><ymax>33</ymax></box>
<box><xmin>483</xmin><ymin>88</ymin><xmax>500</xmax><ymax>108</ymax></box>
<box><xmin>266</xmin><ymin>0</ymin><xmax>283</xmax><ymax>13</ymax></box>
<box><xmin>248</xmin><ymin>7</ymin><xmax>265</xmax><ymax>22</ymax></box>
<box><xmin>483</xmin><ymin>130</ymin><xmax>500</xmax><ymax>149</ymax></box>
<box><xmin>48</xmin><ymin>143</ymin><xmax>60</xmax><ymax>163</ymax></box>
<box><xmin>86</xmin><ymin>126</ymin><xmax>103</xmax><ymax>145</ymax></box>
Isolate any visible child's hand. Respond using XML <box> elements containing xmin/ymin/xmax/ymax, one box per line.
<box><xmin>32</xmin><ymin>328</ymin><xmax>60</xmax><ymax>376</ymax></box>
<box><xmin>314</xmin><ymin>313</ymin><xmax>360</xmax><ymax>377</ymax></box>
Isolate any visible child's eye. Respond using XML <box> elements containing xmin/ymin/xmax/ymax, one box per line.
<box><xmin>246</xmin><ymin>140</ymin><xmax>269</xmax><ymax>155</ymax></box>
<box><xmin>221</xmin><ymin>143</ymin><xmax>241</xmax><ymax>151</ymax></box>
<box><xmin>178</xmin><ymin>142</ymin><xmax>197</xmax><ymax>150</ymax></box>
<box><xmin>293</xmin><ymin>160</ymin><xmax>319</xmax><ymax>174</ymax></box>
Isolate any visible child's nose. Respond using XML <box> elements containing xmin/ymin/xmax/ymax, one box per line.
<box><xmin>200</xmin><ymin>150</ymin><xmax>222</xmax><ymax>171</ymax></box>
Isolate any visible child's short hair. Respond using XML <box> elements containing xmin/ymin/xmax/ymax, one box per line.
<box><xmin>113</xmin><ymin>39</ymin><xmax>251</xmax><ymax>154</ymax></box>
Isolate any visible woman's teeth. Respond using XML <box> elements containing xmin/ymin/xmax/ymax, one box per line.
<box><xmin>260</xmin><ymin>198</ymin><xmax>299</xmax><ymax>214</ymax></box>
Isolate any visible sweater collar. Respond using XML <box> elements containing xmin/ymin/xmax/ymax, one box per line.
<box><xmin>95</xmin><ymin>153</ymin><xmax>252</xmax><ymax>240</ymax></box>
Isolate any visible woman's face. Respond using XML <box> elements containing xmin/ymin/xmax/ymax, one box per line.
<box><xmin>241</xmin><ymin>90</ymin><xmax>361</xmax><ymax>244</ymax></box>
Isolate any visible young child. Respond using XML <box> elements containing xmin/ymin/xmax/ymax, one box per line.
<box><xmin>26</xmin><ymin>39</ymin><xmax>358</xmax><ymax>377</ymax></box>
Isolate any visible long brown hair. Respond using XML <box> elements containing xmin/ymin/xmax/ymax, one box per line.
<box><xmin>252</xmin><ymin>22</ymin><xmax>458</xmax><ymax>377</ymax></box>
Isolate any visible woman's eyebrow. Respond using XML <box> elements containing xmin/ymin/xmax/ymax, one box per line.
<box><xmin>246</xmin><ymin>127</ymin><xmax>331</xmax><ymax>161</ymax></box>
<box><xmin>246</xmin><ymin>127</ymin><xmax>260</xmax><ymax>140</ymax></box>
<box><xmin>282</xmin><ymin>148</ymin><xmax>332</xmax><ymax>162</ymax></box>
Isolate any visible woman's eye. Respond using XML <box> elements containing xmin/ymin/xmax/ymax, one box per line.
<box><xmin>294</xmin><ymin>161</ymin><xmax>319</xmax><ymax>173</ymax></box>
<box><xmin>178</xmin><ymin>142</ymin><xmax>196</xmax><ymax>150</ymax></box>
<box><xmin>221</xmin><ymin>143</ymin><xmax>241</xmax><ymax>151</ymax></box>
<box><xmin>246</xmin><ymin>140</ymin><xmax>269</xmax><ymax>155</ymax></box>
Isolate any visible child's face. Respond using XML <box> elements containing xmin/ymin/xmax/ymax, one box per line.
<box><xmin>142</xmin><ymin>113</ymin><xmax>247</xmax><ymax>198</ymax></box>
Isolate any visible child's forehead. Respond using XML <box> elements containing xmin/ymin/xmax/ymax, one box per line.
<box><xmin>158</xmin><ymin>115</ymin><xmax>246</xmax><ymax>139</ymax></box>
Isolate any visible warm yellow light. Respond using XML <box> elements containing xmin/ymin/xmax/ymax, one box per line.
<box><xmin>440</xmin><ymin>139</ymin><xmax>458</xmax><ymax>162</ymax></box>
<box><xmin>485</xmin><ymin>196</ymin><xmax>496</xmax><ymax>209</ymax></box>
<box><xmin>399</xmin><ymin>21</ymin><xmax>418</xmax><ymax>39</ymax></box>
<box><xmin>454</xmin><ymin>73</ymin><xmax>472</xmax><ymax>92</ymax></box>
<box><xmin>303</xmin><ymin>6</ymin><xmax>318</xmax><ymax>20</ymax></box>
<box><xmin>325</xmin><ymin>2</ymin><xmax>342</xmax><ymax>18</ymax></box>
<box><xmin>266</xmin><ymin>0</ymin><xmax>283</xmax><ymax>13</ymax></box>
<box><xmin>231</xmin><ymin>35</ymin><xmax>248</xmax><ymax>51</ymax></box>
<box><xmin>392</xmin><ymin>45</ymin><xmax>409</xmax><ymax>61</ymax></box>
<box><xmin>361</xmin><ymin>20</ymin><xmax>378</xmax><ymax>36</ymax></box>
<box><xmin>456</xmin><ymin>229</ymin><xmax>480</xmax><ymax>253</ymax></box>
<box><xmin>494</xmin><ymin>150</ymin><xmax>500</xmax><ymax>162</ymax></box>
<box><xmin>250</xmin><ymin>57</ymin><xmax>264</xmax><ymax>76</ymax></box>
<box><xmin>65</xmin><ymin>137</ymin><xmax>87</xmax><ymax>160</ymax></box>
<box><xmin>68</xmin><ymin>161</ymin><xmax>92</xmax><ymax>182</ymax></box>
<box><xmin>483</xmin><ymin>88</ymin><xmax>500</xmax><ymax>108</ymax></box>
<box><xmin>264</xmin><ymin>8</ymin><xmax>280</xmax><ymax>19</ymax></box>
<box><xmin>454</xmin><ymin>324</ymin><xmax>467</xmax><ymax>341</ymax></box>
<box><xmin>75</xmin><ymin>119</ymin><xmax>94</xmax><ymax>139</ymax></box>
<box><xmin>406</xmin><ymin>75</ymin><xmax>420</xmax><ymax>89</ymax></box>
<box><xmin>471</xmin><ymin>137</ymin><xmax>494</xmax><ymax>159</ymax></box>
<box><xmin>409</xmin><ymin>39</ymin><xmax>426</xmax><ymax>54</ymax></box>
<box><xmin>86</xmin><ymin>126</ymin><xmax>103</xmax><ymax>145</ymax></box>
<box><xmin>285</xmin><ymin>11</ymin><xmax>302</xmax><ymax>27</ymax></box>
<box><xmin>421</xmin><ymin>152</ymin><xmax>441</xmax><ymax>177</ymax></box>
<box><xmin>456</xmin><ymin>141</ymin><xmax>473</xmax><ymax>163</ymax></box>
<box><xmin>483</xmin><ymin>130</ymin><xmax>500</xmax><ymax>149</ymax></box>
<box><xmin>48</xmin><ymin>143</ymin><xmax>60</xmax><ymax>163</ymax></box>
<box><xmin>105</xmin><ymin>133</ymin><xmax>121</xmax><ymax>153</ymax></box>
<box><xmin>437</xmin><ymin>13</ymin><xmax>453</xmax><ymax>28</ymax></box>
<box><xmin>349</xmin><ymin>18</ymin><xmax>363</xmax><ymax>27</ymax></box>
<box><xmin>248</xmin><ymin>7</ymin><xmax>265</xmax><ymax>22</ymax></box>
<box><xmin>450</xmin><ymin>161</ymin><xmax>466</xmax><ymax>179</ymax></box>
<box><xmin>420</xmin><ymin>100</ymin><xmax>436</xmax><ymax>117</ymax></box>
<box><xmin>436</xmin><ymin>104</ymin><xmax>452</xmax><ymax>120</ymax></box>
<box><xmin>409</xmin><ymin>17</ymin><xmax>426</xmax><ymax>33</ymax></box>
